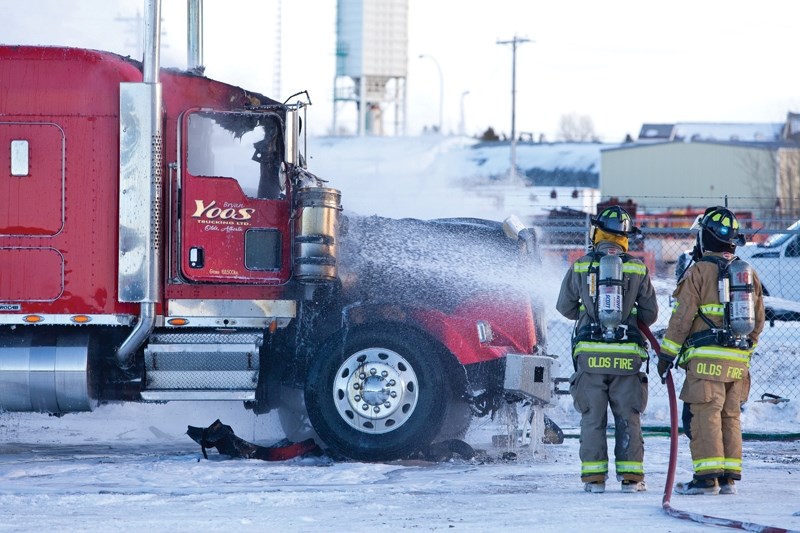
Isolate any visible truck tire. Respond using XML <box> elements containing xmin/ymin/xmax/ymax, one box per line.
<box><xmin>304</xmin><ymin>324</ymin><xmax>448</xmax><ymax>461</ymax></box>
<box><xmin>436</xmin><ymin>396</ymin><xmax>472</xmax><ymax>441</ymax></box>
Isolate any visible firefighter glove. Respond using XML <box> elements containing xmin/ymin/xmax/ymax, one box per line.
<box><xmin>690</xmin><ymin>243</ymin><xmax>702</xmax><ymax>262</ymax></box>
<box><xmin>657</xmin><ymin>355</ymin><xmax>674</xmax><ymax>384</ymax></box>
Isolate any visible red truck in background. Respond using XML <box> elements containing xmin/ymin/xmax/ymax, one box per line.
<box><xmin>0</xmin><ymin>3</ymin><xmax>553</xmax><ymax>462</ymax></box>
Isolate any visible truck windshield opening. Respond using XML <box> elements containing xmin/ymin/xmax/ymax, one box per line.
<box><xmin>187</xmin><ymin>111</ymin><xmax>285</xmax><ymax>200</ymax></box>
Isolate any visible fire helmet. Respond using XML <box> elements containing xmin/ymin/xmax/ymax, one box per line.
<box><xmin>695</xmin><ymin>206</ymin><xmax>746</xmax><ymax>253</ymax></box>
<box><xmin>591</xmin><ymin>206</ymin><xmax>639</xmax><ymax>236</ymax></box>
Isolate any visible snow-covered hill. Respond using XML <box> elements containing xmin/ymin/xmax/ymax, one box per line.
<box><xmin>307</xmin><ymin>135</ymin><xmax>607</xmax><ymax>221</ymax></box>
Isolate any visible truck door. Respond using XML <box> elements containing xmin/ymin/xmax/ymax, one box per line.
<box><xmin>179</xmin><ymin>110</ymin><xmax>291</xmax><ymax>285</ymax></box>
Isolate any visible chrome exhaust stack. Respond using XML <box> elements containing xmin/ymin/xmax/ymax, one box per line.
<box><xmin>116</xmin><ymin>0</ymin><xmax>163</xmax><ymax>367</ymax></box>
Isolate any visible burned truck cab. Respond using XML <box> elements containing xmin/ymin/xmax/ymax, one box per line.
<box><xmin>0</xmin><ymin>44</ymin><xmax>556</xmax><ymax>462</ymax></box>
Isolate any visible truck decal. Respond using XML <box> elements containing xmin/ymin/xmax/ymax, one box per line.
<box><xmin>191</xmin><ymin>199</ymin><xmax>255</xmax><ymax>221</ymax></box>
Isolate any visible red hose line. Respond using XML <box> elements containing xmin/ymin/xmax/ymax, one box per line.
<box><xmin>638</xmin><ymin>321</ymin><xmax>797</xmax><ymax>533</ymax></box>
<box><xmin>662</xmin><ymin>370</ymin><xmax>678</xmax><ymax>509</ymax></box>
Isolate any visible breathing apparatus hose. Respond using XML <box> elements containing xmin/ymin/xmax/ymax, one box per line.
<box><xmin>638</xmin><ymin>320</ymin><xmax>797</xmax><ymax>533</ymax></box>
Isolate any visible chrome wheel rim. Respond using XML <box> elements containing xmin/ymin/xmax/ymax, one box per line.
<box><xmin>332</xmin><ymin>347</ymin><xmax>419</xmax><ymax>434</ymax></box>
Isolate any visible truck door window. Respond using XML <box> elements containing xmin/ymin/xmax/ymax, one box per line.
<box><xmin>763</xmin><ymin>220</ymin><xmax>800</xmax><ymax>248</ymax></box>
<box><xmin>245</xmin><ymin>229</ymin><xmax>281</xmax><ymax>270</ymax></box>
<box><xmin>187</xmin><ymin>112</ymin><xmax>284</xmax><ymax>199</ymax></box>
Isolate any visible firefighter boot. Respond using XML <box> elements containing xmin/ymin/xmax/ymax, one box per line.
<box><xmin>718</xmin><ymin>477</ymin><xmax>737</xmax><ymax>495</ymax></box>
<box><xmin>621</xmin><ymin>480</ymin><xmax>647</xmax><ymax>493</ymax></box>
<box><xmin>584</xmin><ymin>481</ymin><xmax>606</xmax><ymax>493</ymax></box>
<box><xmin>674</xmin><ymin>477</ymin><xmax>720</xmax><ymax>495</ymax></box>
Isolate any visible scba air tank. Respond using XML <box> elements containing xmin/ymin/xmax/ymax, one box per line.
<box><xmin>597</xmin><ymin>254</ymin><xmax>624</xmax><ymax>337</ymax></box>
<box><xmin>728</xmin><ymin>259</ymin><xmax>756</xmax><ymax>337</ymax></box>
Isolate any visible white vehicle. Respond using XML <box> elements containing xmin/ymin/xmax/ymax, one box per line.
<box><xmin>736</xmin><ymin>220</ymin><xmax>800</xmax><ymax>302</ymax></box>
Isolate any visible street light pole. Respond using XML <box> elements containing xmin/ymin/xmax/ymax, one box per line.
<box><xmin>419</xmin><ymin>54</ymin><xmax>443</xmax><ymax>133</ymax></box>
<box><xmin>497</xmin><ymin>35</ymin><xmax>531</xmax><ymax>179</ymax></box>
<box><xmin>459</xmin><ymin>90</ymin><xmax>470</xmax><ymax>137</ymax></box>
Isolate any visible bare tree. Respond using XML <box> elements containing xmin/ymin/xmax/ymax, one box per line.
<box><xmin>480</xmin><ymin>127</ymin><xmax>500</xmax><ymax>141</ymax></box>
<box><xmin>558</xmin><ymin>113</ymin><xmax>596</xmax><ymax>142</ymax></box>
<box><xmin>738</xmin><ymin>147</ymin><xmax>800</xmax><ymax>227</ymax></box>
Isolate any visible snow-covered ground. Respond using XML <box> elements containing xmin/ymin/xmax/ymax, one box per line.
<box><xmin>2</xmin><ymin>135</ymin><xmax>799</xmax><ymax>532</ymax></box>
<box><xmin>1</xmin><ymin>403</ymin><xmax>799</xmax><ymax>532</ymax></box>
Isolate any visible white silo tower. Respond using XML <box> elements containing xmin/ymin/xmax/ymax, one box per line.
<box><xmin>333</xmin><ymin>0</ymin><xmax>408</xmax><ymax>136</ymax></box>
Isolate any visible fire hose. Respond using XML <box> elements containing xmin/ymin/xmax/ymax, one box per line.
<box><xmin>638</xmin><ymin>321</ymin><xmax>798</xmax><ymax>533</ymax></box>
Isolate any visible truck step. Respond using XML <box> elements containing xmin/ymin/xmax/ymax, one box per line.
<box><xmin>141</xmin><ymin>331</ymin><xmax>263</xmax><ymax>401</ymax></box>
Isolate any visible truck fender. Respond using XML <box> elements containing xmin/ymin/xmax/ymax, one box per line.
<box><xmin>341</xmin><ymin>301</ymin><xmax>509</xmax><ymax>366</ymax></box>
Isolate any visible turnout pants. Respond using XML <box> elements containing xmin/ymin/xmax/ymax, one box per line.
<box><xmin>570</xmin><ymin>370</ymin><xmax>648</xmax><ymax>483</ymax></box>
<box><xmin>680</xmin><ymin>373</ymin><xmax>749</xmax><ymax>480</ymax></box>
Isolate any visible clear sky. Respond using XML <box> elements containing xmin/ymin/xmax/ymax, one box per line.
<box><xmin>3</xmin><ymin>0</ymin><xmax>799</xmax><ymax>142</ymax></box>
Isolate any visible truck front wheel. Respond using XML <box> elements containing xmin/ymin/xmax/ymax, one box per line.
<box><xmin>304</xmin><ymin>324</ymin><xmax>448</xmax><ymax>462</ymax></box>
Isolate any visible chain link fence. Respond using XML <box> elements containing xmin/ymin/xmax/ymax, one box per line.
<box><xmin>534</xmin><ymin>212</ymin><xmax>800</xmax><ymax>404</ymax></box>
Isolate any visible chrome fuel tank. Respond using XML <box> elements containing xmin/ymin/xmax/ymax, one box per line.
<box><xmin>0</xmin><ymin>332</ymin><xmax>94</xmax><ymax>413</ymax></box>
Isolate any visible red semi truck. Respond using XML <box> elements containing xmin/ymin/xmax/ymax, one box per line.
<box><xmin>0</xmin><ymin>28</ymin><xmax>553</xmax><ymax>460</ymax></box>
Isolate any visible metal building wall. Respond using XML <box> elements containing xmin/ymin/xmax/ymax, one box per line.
<box><xmin>601</xmin><ymin>142</ymin><xmax>777</xmax><ymax>216</ymax></box>
<box><xmin>776</xmin><ymin>147</ymin><xmax>800</xmax><ymax>219</ymax></box>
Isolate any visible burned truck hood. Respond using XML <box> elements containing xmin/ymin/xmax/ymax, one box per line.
<box><xmin>335</xmin><ymin>214</ymin><xmax>539</xmax><ymax>312</ymax></box>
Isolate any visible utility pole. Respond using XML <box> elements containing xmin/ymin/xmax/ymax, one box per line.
<box><xmin>459</xmin><ymin>90</ymin><xmax>470</xmax><ymax>137</ymax></box>
<box><xmin>116</xmin><ymin>10</ymin><xmax>144</xmax><ymax>59</ymax></box>
<box><xmin>117</xmin><ymin>9</ymin><xmax>168</xmax><ymax>62</ymax></box>
<box><xmin>187</xmin><ymin>0</ymin><xmax>204</xmax><ymax>73</ymax></box>
<box><xmin>497</xmin><ymin>35</ymin><xmax>531</xmax><ymax>179</ymax></box>
<box><xmin>273</xmin><ymin>0</ymin><xmax>282</xmax><ymax>99</ymax></box>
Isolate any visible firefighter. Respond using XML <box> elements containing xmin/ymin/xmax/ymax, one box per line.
<box><xmin>657</xmin><ymin>207</ymin><xmax>765</xmax><ymax>495</ymax></box>
<box><xmin>557</xmin><ymin>206</ymin><xmax>658</xmax><ymax>493</ymax></box>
